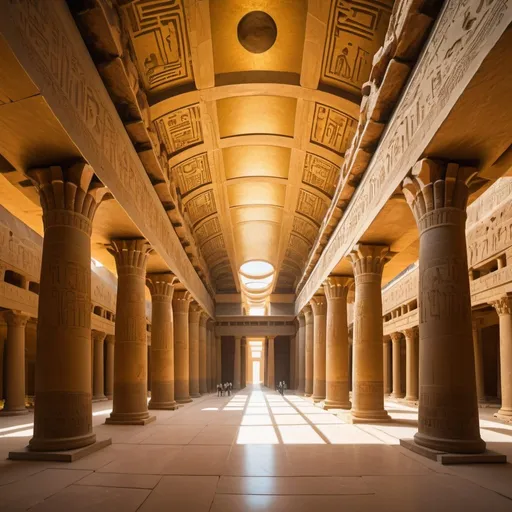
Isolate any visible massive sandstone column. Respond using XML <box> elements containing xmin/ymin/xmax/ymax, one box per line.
<box><xmin>390</xmin><ymin>332</ymin><xmax>404</xmax><ymax>399</ymax></box>
<box><xmin>0</xmin><ymin>311</ymin><xmax>29</xmax><ymax>415</ymax></box>
<box><xmin>173</xmin><ymin>291</ymin><xmax>192</xmax><ymax>403</ymax></box>
<box><xmin>234</xmin><ymin>336</ymin><xmax>242</xmax><ymax>389</ymax></box>
<box><xmin>216</xmin><ymin>335</ymin><xmax>222</xmax><ymax>383</ymax></box>
<box><xmin>290</xmin><ymin>334</ymin><xmax>296</xmax><ymax>389</ymax></box>
<box><xmin>403</xmin><ymin>159</ymin><xmax>484</xmax><ymax>453</ymax></box>
<box><xmin>241</xmin><ymin>339</ymin><xmax>246</xmax><ymax>389</ymax></box>
<box><xmin>207</xmin><ymin>319</ymin><xmax>215</xmax><ymax>391</ymax></box>
<box><xmin>267</xmin><ymin>336</ymin><xmax>275</xmax><ymax>389</ymax></box>
<box><xmin>403</xmin><ymin>327</ymin><xmax>419</xmax><ymax>401</ymax></box>
<box><xmin>383</xmin><ymin>337</ymin><xmax>391</xmax><ymax>395</ymax></box>
<box><xmin>188</xmin><ymin>303</ymin><xmax>201</xmax><ymax>398</ymax></box>
<box><xmin>28</xmin><ymin>164</ymin><xmax>106</xmax><ymax>450</ymax></box>
<box><xmin>297</xmin><ymin>313</ymin><xmax>306</xmax><ymax>393</ymax></box>
<box><xmin>199</xmin><ymin>313</ymin><xmax>208</xmax><ymax>394</ymax></box>
<box><xmin>323</xmin><ymin>276</ymin><xmax>353</xmax><ymax>409</ymax></box>
<box><xmin>310</xmin><ymin>295</ymin><xmax>327</xmax><ymax>402</ymax></box>
<box><xmin>303</xmin><ymin>305</ymin><xmax>314</xmax><ymax>396</ymax></box>
<box><xmin>92</xmin><ymin>330</ymin><xmax>107</xmax><ymax>401</ymax></box>
<box><xmin>490</xmin><ymin>294</ymin><xmax>512</xmax><ymax>420</ymax></box>
<box><xmin>146</xmin><ymin>274</ymin><xmax>178</xmax><ymax>410</ymax></box>
<box><xmin>263</xmin><ymin>340</ymin><xmax>267</xmax><ymax>386</ymax></box>
<box><xmin>107</xmin><ymin>239</ymin><xmax>154</xmax><ymax>425</ymax></box>
<box><xmin>105</xmin><ymin>335</ymin><xmax>115</xmax><ymax>399</ymax></box>
<box><xmin>349</xmin><ymin>244</ymin><xmax>390</xmax><ymax>423</ymax></box>
<box><xmin>472</xmin><ymin>317</ymin><xmax>485</xmax><ymax>403</ymax></box>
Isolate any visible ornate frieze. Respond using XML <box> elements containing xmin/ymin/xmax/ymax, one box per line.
<box><xmin>302</xmin><ymin>153</ymin><xmax>339</xmax><ymax>197</ymax></box>
<box><xmin>185</xmin><ymin>189</ymin><xmax>216</xmax><ymax>226</ymax></box>
<box><xmin>173</xmin><ymin>153</ymin><xmax>211</xmax><ymax>197</ymax></box>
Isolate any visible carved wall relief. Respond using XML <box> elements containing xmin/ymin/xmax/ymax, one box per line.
<box><xmin>173</xmin><ymin>152</ymin><xmax>212</xmax><ymax>196</ymax></box>
<box><xmin>296</xmin><ymin>189</ymin><xmax>329</xmax><ymax>226</ymax></box>
<box><xmin>194</xmin><ymin>217</ymin><xmax>222</xmax><ymax>246</ymax></box>
<box><xmin>302</xmin><ymin>153</ymin><xmax>339</xmax><ymax>197</ymax></box>
<box><xmin>292</xmin><ymin>216</ymin><xmax>318</xmax><ymax>245</ymax></box>
<box><xmin>185</xmin><ymin>190</ymin><xmax>216</xmax><ymax>226</ymax></box>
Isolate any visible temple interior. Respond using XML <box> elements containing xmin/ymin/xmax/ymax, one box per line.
<box><xmin>0</xmin><ymin>0</ymin><xmax>512</xmax><ymax>510</ymax></box>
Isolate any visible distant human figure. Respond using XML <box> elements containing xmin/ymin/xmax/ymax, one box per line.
<box><xmin>283</xmin><ymin>381</ymin><xmax>287</xmax><ymax>395</ymax></box>
<box><xmin>217</xmin><ymin>384</ymin><xmax>222</xmax><ymax>397</ymax></box>
<box><xmin>228</xmin><ymin>382</ymin><xmax>233</xmax><ymax>396</ymax></box>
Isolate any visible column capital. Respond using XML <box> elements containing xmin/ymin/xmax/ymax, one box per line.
<box><xmin>105</xmin><ymin>334</ymin><xmax>115</xmax><ymax>345</ymax></box>
<box><xmin>199</xmin><ymin>311</ymin><xmax>208</xmax><ymax>327</ymax></box>
<box><xmin>267</xmin><ymin>336</ymin><xmax>276</xmax><ymax>342</ymax></box>
<box><xmin>323</xmin><ymin>276</ymin><xmax>353</xmax><ymax>301</ymax></box>
<box><xmin>303</xmin><ymin>304</ymin><xmax>313</xmax><ymax>325</ymax></box>
<box><xmin>402</xmin><ymin>326</ymin><xmax>418</xmax><ymax>340</ymax></box>
<box><xmin>402</xmin><ymin>159</ymin><xmax>477</xmax><ymax>231</ymax></box>
<box><xmin>390</xmin><ymin>331</ymin><xmax>402</xmax><ymax>343</ymax></box>
<box><xmin>309</xmin><ymin>295</ymin><xmax>327</xmax><ymax>316</ymax></box>
<box><xmin>28</xmin><ymin>162</ymin><xmax>107</xmax><ymax>234</ymax></box>
<box><xmin>109</xmin><ymin>239</ymin><xmax>152</xmax><ymax>277</ymax></box>
<box><xmin>91</xmin><ymin>329</ymin><xmax>107</xmax><ymax>343</ymax></box>
<box><xmin>4</xmin><ymin>310</ymin><xmax>29</xmax><ymax>327</ymax></box>
<box><xmin>146</xmin><ymin>273</ymin><xmax>178</xmax><ymax>301</ymax></box>
<box><xmin>189</xmin><ymin>302</ymin><xmax>202</xmax><ymax>322</ymax></box>
<box><xmin>298</xmin><ymin>312</ymin><xmax>306</xmax><ymax>328</ymax></box>
<box><xmin>491</xmin><ymin>294</ymin><xmax>512</xmax><ymax>316</ymax></box>
<box><xmin>349</xmin><ymin>244</ymin><xmax>389</xmax><ymax>278</ymax></box>
<box><xmin>172</xmin><ymin>291</ymin><xmax>192</xmax><ymax>312</ymax></box>
<box><xmin>206</xmin><ymin>318</ymin><xmax>215</xmax><ymax>331</ymax></box>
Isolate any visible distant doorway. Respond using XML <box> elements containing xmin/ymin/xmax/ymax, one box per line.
<box><xmin>252</xmin><ymin>361</ymin><xmax>260</xmax><ymax>384</ymax></box>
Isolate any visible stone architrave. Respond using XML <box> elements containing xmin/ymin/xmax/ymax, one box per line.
<box><xmin>188</xmin><ymin>303</ymin><xmax>201</xmax><ymax>398</ymax></box>
<box><xmin>105</xmin><ymin>335</ymin><xmax>115</xmax><ymax>399</ymax></box>
<box><xmin>297</xmin><ymin>313</ymin><xmax>306</xmax><ymax>393</ymax></box>
<box><xmin>146</xmin><ymin>273</ymin><xmax>178</xmax><ymax>410</ymax></box>
<box><xmin>267</xmin><ymin>336</ymin><xmax>275</xmax><ymax>389</ymax></box>
<box><xmin>471</xmin><ymin>318</ymin><xmax>485</xmax><ymax>403</ymax></box>
<box><xmin>0</xmin><ymin>311</ymin><xmax>29</xmax><ymax>416</ymax></box>
<box><xmin>310</xmin><ymin>295</ymin><xmax>327</xmax><ymax>402</ymax></box>
<box><xmin>27</xmin><ymin>164</ymin><xmax>106</xmax><ymax>451</ymax></box>
<box><xmin>490</xmin><ymin>294</ymin><xmax>512</xmax><ymax>420</ymax></box>
<box><xmin>92</xmin><ymin>330</ymin><xmax>107</xmax><ymax>401</ymax></box>
<box><xmin>349</xmin><ymin>244</ymin><xmax>391</xmax><ymax>423</ymax></box>
<box><xmin>402</xmin><ymin>159</ymin><xmax>485</xmax><ymax>453</ymax></box>
<box><xmin>234</xmin><ymin>336</ymin><xmax>242</xmax><ymax>389</ymax></box>
<box><xmin>303</xmin><ymin>305</ymin><xmax>314</xmax><ymax>396</ymax></box>
<box><xmin>199</xmin><ymin>312</ymin><xmax>208</xmax><ymax>394</ymax></box>
<box><xmin>383</xmin><ymin>337</ymin><xmax>391</xmax><ymax>395</ymax></box>
<box><xmin>323</xmin><ymin>276</ymin><xmax>353</xmax><ymax>409</ymax></box>
<box><xmin>390</xmin><ymin>332</ymin><xmax>404</xmax><ymax>399</ymax></box>
<box><xmin>106</xmin><ymin>239</ymin><xmax>155</xmax><ymax>425</ymax></box>
<box><xmin>173</xmin><ymin>291</ymin><xmax>193</xmax><ymax>403</ymax></box>
<box><xmin>403</xmin><ymin>327</ymin><xmax>419</xmax><ymax>401</ymax></box>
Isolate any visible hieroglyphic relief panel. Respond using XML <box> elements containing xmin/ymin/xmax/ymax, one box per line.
<box><xmin>302</xmin><ymin>153</ymin><xmax>339</xmax><ymax>197</ymax></box>
<box><xmin>292</xmin><ymin>216</ymin><xmax>318</xmax><ymax>245</ymax></box>
<box><xmin>201</xmin><ymin>234</ymin><xmax>227</xmax><ymax>262</ymax></box>
<box><xmin>296</xmin><ymin>189</ymin><xmax>329</xmax><ymax>226</ymax></box>
<box><xmin>288</xmin><ymin>233</ymin><xmax>311</xmax><ymax>259</ymax></box>
<box><xmin>185</xmin><ymin>189</ymin><xmax>216</xmax><ymax>226</ymax></box>
<box><xmin>382</xmin><ymin>269</ymin><xmax>418</xmax><ymax>314</ymax></box>
<box><xmin>321</xmin><ymin>0</ymin><xmax>392</xmax><ymax>95</ymax></box>
<box><xmin>154</xmin><ymin>103</ymin><xmax>203</xmax><ymax>155</ymax></box>
<box><xmin>173</xmin><ymin>153</ymin><xmax>211</xmax><ymax>196</ymax></box>
<box><xmin>310</xmin><ymin>103</ymin><xmax>357</xmax><ymax>156</ymax></box>
<box><xmin>122</xmin><ymin>0</ymin><xmax>193</xmax><ymax>94</ymax></box>
<box><xmin>194</xmin><ymin>216</ymin><xmax>222</xmax><ymax>246</ymax></box>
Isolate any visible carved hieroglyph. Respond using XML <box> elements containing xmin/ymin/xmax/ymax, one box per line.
<box><xmin>174</xmin><ymin>153</ymin><xmax>212</xmax><ymax>196</ymax></box>
<box><xmin>303</xmin><ymin>153</ymin><xmax>339</xmax><ymax>197</ymax></box>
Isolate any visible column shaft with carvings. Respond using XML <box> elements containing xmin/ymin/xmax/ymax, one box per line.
<box><xmin>323</xmin><ymin>277</ymin><xmax>353</xmax><ymax>409</ymax></box>
<box><xmin>390</xmin><ymin>332</ymin><xmax>404</xmax><ymax>399</ymax></box>
<box><xmin>310</xmin><ymin>295</ymin><xmax>327</xmax><ymax>402</ymax></box>
<box><xmin>267</xmin><ymin>336</ymin><xmax>275</xmax><ymax>389</ymax></box>
<box><xmin>173</xmin><ymin>291</ymin><xmax>192</xmax><ymax>403</ymax></box>
<box><xmin>491</xmin><ymin>295</ymin><xmax>512</xmax><ymax>419</ymax></box>
<box><xmin>92</xmin><ymin>330</ymin><xmax>107</xmax><ymax>401</ymax></box>
<box><xmin>146</xmin><ymin>274</ymin><xmax>178</xmax><ymax>410</ymax></box>
<box><xmin>383</xmin><ymin>338</ymin><xmax>391</xmax><ymax>395</ymax></box>
<box><xmin>188</xmin><ymin>303</ymin><xmax>201</xmax><ymax>398</ymax></box>
<box><xmin>303</xmin><ymin>305</ymin><xmax>314</xmax><ymax>396</ymax></box>
<box><xmin>29</xmin><ymin>164</ymin><xmax>106</xmax><ymax>450</ymax></box>
<box><xmin>0</xmin><ymin>311</ymin><xmax>29</xmax><ymax>415</ymax></box>
<box><xmin>349</xmin><ymin>244</ymin><xmax>390</xmax><ymax>423</ymax></box>
<box><xmin>403</xmin><ymin>327</ymin><xmax>419</xmax><ymax>401</ymax></box>
<box><xmin>105</xmin><ymin>335</ymin><xmax>115</xmax><ymax>399</ymax></box>
<box><xmin>199</xmin><ymin>313</ymin><xmax>208</xmax><ymax>394</ymax></box>
<box><xmin>472</xmin><ymin>318</ymin><xmax>485</xmax><ymax>403</ymax></box>
<box><xmin>234</xmin><ymin>336</ymin><xmax>242</xmax><ymax>389</ymax></box>
<box><xmin>297</xmin><ymin>313</ymin><xmax>306</xmax><ymax>393</ymax></box>
<box><xmin>403</xmin><ymin>160</ymin><xmax>484</xmax><ymax>453</ymax></box>
<box><xmin>107</xmin><ymin>239</ymin><xmax>154</xmax><ymax>425</ymax></box>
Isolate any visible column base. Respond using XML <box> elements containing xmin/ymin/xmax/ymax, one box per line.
<box><xmin>347</xmin><ymin>409</ymin><xmax>391</xmax><ymax>424</ymax></box>
<box><xmin>190</xmin><ymin>393</ymin><xmax>201</xmax><ymax>398</ymax></box>
<box><xmin>149</xmin><ymin>400</ymin><xmax>179</xmax><ymax>410</ymax></box>
<box><xmin>322</xmin><ymin>400</ymin><xmax>351</xmax><ymax>410</ymax></box>
<box><xmin>29</xmin><ymin>431</ymin><xmax>97</xmax><ymax>452</ymax></box>
<box><xmin>105</xmin><ymin>394</ymin><xmax>113</xmax><ymax>400</ymax></box>
<box><xmin>413</xmin><ymin>431</ymin><xmax>486</xmax><ymax>454</ymax></box>
<box><xmin>495</xmin><ymin>407</ymin><xmax>512</xmax><ymax>421</ymax></box>
<box><xmin>106</xmin><ymin>413</ymin><xmax>156</xmax><ymax>426</ymax></box>
<box><xmin>400</xmin><ymin>438</ymin><xmax>505</xmax><ymax>465</ymax></box>
<box><xmin>176</xmin><ymin>397</ymin><xmax>193</xmax><ymax>404</ymax></box>
<box><xmin>92</xmin><ymin>396</ymin><xmax>108</xmax><ymax>402</ymax></box>
<box><xmin>0</xmin><ymin>408</ymin><xmax>29</xmax><ymax>416</ymax></box>
<box><xmin>10</xmin><ymin>438</ymin><xmax>112</xmax><ymax>462</ymax></box>
<box><xmin>404</xmin><ymin>395</ymin><xmax>419</xmax><ymax>402</ymax></box>
<box><xmin>390</xmin><ymin>393</ymin><xmax>405</xmax><ymax>399</ymax></box>
<box><xmin>312</xmin><ymin>395</ymin><xmax>326</xmax><ymax>403</ymax></box>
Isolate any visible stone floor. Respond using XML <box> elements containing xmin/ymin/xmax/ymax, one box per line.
<box><xmin>1</xmin><ymin>385</ymin><xmax>512</xmax><ymax>511</ymax></box>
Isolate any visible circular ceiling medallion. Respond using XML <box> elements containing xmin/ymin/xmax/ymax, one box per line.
<box><xmin>237</xmin><ymin>11</ymin><xmax>277</xmax><ymax>54</ymax></box>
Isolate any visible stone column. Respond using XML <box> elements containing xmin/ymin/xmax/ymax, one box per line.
<box><xmin>241</xmin><ymin>339</ymin><xmax>246</xmax><ymax>389</ymax></box>
<box><xmin>403</xmin><ymin>327</ymin><xmax>419</xmax><ymax>401</ymax></box>
<box><xmin>107</xmin><ymin>239</ymin><xmax>154</xmax><ymax>425</ymax></box>
<box><xmin>402</xmin><ymin>159</ymin><xmax>484</xmax><ymax>453</ymax></box>
<box><xmin>472</xmin><ymin>318</ymin><xmax>485</xmax><ymax>403</ymax></box>
<box><xmin>216</xmin><ymin>336</ymin><xmax>222</xmax><ymax>384</ymax></box>
<box><xmin>209</xmin><ymin>320</ymin><xmax>216</xmax><ymax>391</ymax></box>
<box><xmin>206</xmin><ymin>325</ymin><xmax>211</xmax><ymax>390</ymax></box>
<box><xmin>349</xmin><ymin>244</ymin><xmax>390</xmax><ymax>423</ymax></box>
<box><xmin>310</xmin><ymin>295</ymin><xmax>327</xmax><ymax>402</ymax></box>
<box><xmin>390</xmin><ymin>332</ymin><xmax>404</xmax><ymax>399</ymax></box>
<box><xmin>297</xmin><ymin>313</ymin><xmax>306</xmax><ymax>393</ymax></box>
<box><xmin>491</xmin><ymin>294</ymin><xmax>512</xmax><ymax>420</ymax></box>
<box><xmin>188</xmin><ymin>303</ymin><xmax>201</xmax><ymax>398</ymax></box>
<box><xmin>173</xmin><ymin>291</ymin><xmax>192</xmax><ymax>403</ymax></box>
<box><xmin>199</xmin><ymin>313</ymin><xmax>208</xmax><ymax>394</ymax></box>
<box><xmin>92</xmin><ymin>330</ymin><xmax>107</xmax><ymax>401</ymax></box>
<box><xmin>263</xmin><ymin>340</ymin><xmax>267</xmax><ymax>386</ymax></box>
<box><xmin>234</xmin><ymin>336</ymin><xmax>242</xmax><ymax>389</ymax></box>
<box><xmin>105</xmin><ymin>335</ymin><xmax>115</xmax><ymax>399</ymax></box>
<box><xmin>28</xmin><ymin>164</ymin><xmax>106</xmax><ymax>451</ymax></box>
<box><xmin>267</xmin><ymin>336</ymin><xmax>275</xmax><ymax>389</ymax></box>
<box><xmin>383</xmin><ymin>337</ymin><xmax>391</xmax><ymax>395</ymax></box>
<box><xmin>303</xmin><ymin>305</ymin><xmax>314</xmax><ymax>396</ymax></box>
<box><xmin>290</xmin><ymin>334</ymin><xmax>296</xmax><ymax>389</ymax></box>
<box><xmin>0</xmin><ymin>311</ymin><xmax>29</xmax><ymax>415</ymax></box>
<box><xmin>146</xmin><ymin>274</ymin><xmax>178</xmax><ymax>410</ymax></box>
<box><xmin>323</xmin><ymin>276</ymin><xmax>353</xmax><ymax>409</ymax></box>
